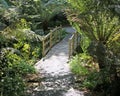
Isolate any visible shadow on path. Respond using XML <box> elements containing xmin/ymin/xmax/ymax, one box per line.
<box><xmin>30</xmin><ymin>27</ymin><xmax>90</xmax><ymax>96</ymax></box>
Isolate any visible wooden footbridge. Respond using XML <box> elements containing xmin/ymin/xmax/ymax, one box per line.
<box><xmin>32</xmin><ymin>27</ymin><xmax>85</xmax><ymax>96</ymax></box>
<box><xmin>41</xmin><ymin>26</ymin><xmax>80</xmax><ymax>58</ymax></box>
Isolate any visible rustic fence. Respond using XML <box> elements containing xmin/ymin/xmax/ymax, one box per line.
<box><xmin>41</xmin><ymin>27</ymin><xmax>80</xmax><ymax>58</ymax></box>
<box><xmin>41</xmin><ymin>27</ymin><xmax>64</xmax><ymax>56</ymax></box>
<box><xmin>69</xmin><ymin>32</ymin><xmax>80</xmax><ymax>58</ymax></box>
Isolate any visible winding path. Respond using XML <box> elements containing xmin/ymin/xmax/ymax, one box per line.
<box><xmin>31</xmin><ymin>27</ymin><xmax>88</xmax><ymax>96</ymax></box>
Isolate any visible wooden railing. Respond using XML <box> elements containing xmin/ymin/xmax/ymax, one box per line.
<box><xmin>69</xmin><ymin>32</ymin><xmax>80</xmax><ymax>58</ymax></box>
<box><xmin>42</xmin><ymin>27</ymin><xmax>63</xmax><ymax>56</ymax></box>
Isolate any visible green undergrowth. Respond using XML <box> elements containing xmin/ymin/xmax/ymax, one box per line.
<box><xmin>69</xmin><ymin>53</ymin><xmax>119</xmax><ymax>95</ymax></box>
<box><xmin>0</xmin><ymin>50</ymin><xmax>36</xmax><ymax>96</ymax></box>
<box><xmin>69</xmin><ymin>53</ymin><xmax>101</xmax><ymax>90</ymax></box>
<box><xmin>0</xmin><ymin>18</ymin><xmax>67</xmax><ymax>96</ymax></box>
<box><xmin>0</xmin><ymin>19</ymin><xmax>42</xmax><ymax>96</ymax></box>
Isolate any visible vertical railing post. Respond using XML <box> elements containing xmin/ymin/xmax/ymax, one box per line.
<box><xmin>50</xmin><ymin>32</ymin><xmax>52</xmax><ymax>48</ymax></box>
<box><xmin>69</xmin><ymin>39</ymin><xmax>71</xmax><ymax>58</ymax></box>
<box><xmin>55</xmin><ymin>30</ymin><xmax>58</xmax><ymax>43</ymax></box>
<box><xmin>76</xmin><ymin>32</ymin><xmax>79</xmax><ymax>46</ymax></box>
<box><xmin>42</xmin><ymin>39</ymin><xmax>45</xmax><ymax>57</ymax></box>
<box><xmin>74</xmin><ymin>32</ymin><xmax>77</xmax><ymax>49</ymax></box>
<box><xmin>55</xmin><ymin>30</ymin><xmax>56</xmax><ymax>42</ymax></box>
<box><xmin>69</xmin><ymin>32</ymin><xmax>78</xmax><ymax>58</ymax></box>
<box><xmin>72</xmin><ymin>34</ymin><xmax>75</xmax><ymax>52</ymax></box>
<box><xmin>57</xmin><ymin>30</ymin><xmax>60</xmax><ymax>42</ymax></box>
<box><xmin>59</xmin><ymin>29</ymin><xmax>61</xmax><ymax>40</ymax></box>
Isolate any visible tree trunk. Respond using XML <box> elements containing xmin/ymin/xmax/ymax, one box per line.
<box><xmin>110</xmin><ymin>60</ymin><xmax>120</xmax><ymax>96</ymax></box>
<box><xmin>96</xmin><ymin>42</ymin><xmax>106</xmax><ymax>69</ymax></box>
<box><xmin>96</xmin><ymin>42</ymin><xmax>120</xmax><ymax>96</ymax></box>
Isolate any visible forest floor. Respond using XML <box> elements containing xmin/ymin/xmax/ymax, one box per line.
<box><xmin>28</xmin><ymin>27</ymin><xmax>90</xmax><ymax>96</ymax></box>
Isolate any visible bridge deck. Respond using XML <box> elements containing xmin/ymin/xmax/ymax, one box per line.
<box><xmin>32</xmin><ymin>27</ymin><xmax>87</xmax><ymax>96</ymax></box>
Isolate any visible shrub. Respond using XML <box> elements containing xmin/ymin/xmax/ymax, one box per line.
<box><xmin>70</xmin><ymin>53</ymin><xmax>98</xmax><ymax>76</ymax></box>
<box><xmin>0</xmin><ymin>50</ymin><xmax>36</xmax><ymax>96</ymax></box>
<box><xmin>69</xmin><ymin>53</ymin><xmax>100</xmax><ymax>90</ymax></box>
<box><xmin>69</xmin><ymin>54</ymin><xmax>88</xmax><ymax>76</ymax></box>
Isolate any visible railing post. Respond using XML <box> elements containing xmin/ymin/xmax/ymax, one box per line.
<box><xmin>74</xmin><ymin>32</ymin><xmax>77</xmax><ymax>49</ymax></box>
<box><xmin>42</xmin><ymin>39</ymin><xmax>45</xmax><ymax>57</ymax></box>
<box><xmin>57</xmin><ymin>30</ymin><xmax>60</xmax><ymax>42</ymax></box>
<box><xmin>55</xmin><ymin>30</ymin><xmax>57</xmax><ymax>42</ymax></box>
<box><xmin>76</xmin><ymin>32</ymin><xmax>79</xmax><ymax>46</ymax></box>
<box><xmin>55</xmin><ymin>30</ymin><xmax>57</xmax><ymax>43</ymax></box>
<box><xmin>69</xmin><ymin>39</ymin><xmax>71</xmax><ymax>58</ymax></box>
<box><xmin>50</xmin><ymin>32</ymin><xmax>52</xmax><ymax>48</ymax></box>
<box><xmin>69</xmin><ymin>32</ymin><xmax>78</xmax><ymax>58</ymax></box>
<box><xmin>72</xmin><ymin>34</ymin><xmax>75</xmax><ymax>51</ymax></box>
<box><xmin>59</xmin><ymin>29</ymin><xmax>61</xmax><ymax>40</ymax></box>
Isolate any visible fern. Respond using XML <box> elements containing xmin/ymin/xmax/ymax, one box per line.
<box><xmin>0</xmin><ymin>0</ymin><xmax>9</xmax><ymax>9</ymax></box>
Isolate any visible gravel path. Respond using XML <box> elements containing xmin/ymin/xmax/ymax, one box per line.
<box><xmin>31</xmin><ymin>27</ymin><xmax>88</xmax><ymax>96</ymax></box>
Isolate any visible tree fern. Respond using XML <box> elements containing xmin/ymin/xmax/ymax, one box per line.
<box><xmin>67</xmin><ymin>0</ymin><xmax>120</xmax><ymax>70</ymax></box>
<box><xmin>0</xmin><ymin>0</ymin><xmax>9</xmax><ymax>9</ymax></box>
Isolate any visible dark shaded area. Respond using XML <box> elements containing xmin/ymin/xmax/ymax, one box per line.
<box><xmin>49</xmin><ymin>12</ymin><xmax>70</xmax><ymax>27</ymax></box>
<box><xmin>75</xmin><ymin>45</ymin><xmax>83</xmax><ymax>54</ymax></box>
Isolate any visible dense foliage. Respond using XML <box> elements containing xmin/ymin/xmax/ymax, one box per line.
<box><xmin>1</xmin><ymin>0</ymin><xmax>120</xmax><ymax>96</ymax></box>
<box><xmin>0</xmin><ymin>18</ymin><xmax>43</xmax><ymax>95</ymax></box>
<box><xmin>67</xmin><ymin>0</ymin><xmax>120</xmax><ymax>96</ymax></box>
<box><xmin>0</xmin><ymin>0</ymin><xmax>67</xmax><ymax>96</ymax></box>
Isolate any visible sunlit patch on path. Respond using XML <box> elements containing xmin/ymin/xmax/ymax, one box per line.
<box><xmin>30</xmin><ymin>27</ymin><xmax>89</xmax><ymax>96</ymax></box>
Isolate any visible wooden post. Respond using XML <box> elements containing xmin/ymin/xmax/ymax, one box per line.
<box><xmin>50</xmin><ymin>32</ymin><xmax>52</xmax><ymax>48</ymax></box>
<box><xmin>74</xmin><ymin>32</ymin><xmax>77</xmax><ymax>49</ymax></box>
<box><xmin>59</xmin><ymin>30</ymin><xmax>61</xmax><ymax>40</ymax></box>
<box><xmin>76</xmin><ymin>32</ymin><xmax>79</xmax><ymax>46</ymax></box>
<box><xmin>55</xmin><ymin>30</ymin><xmax>57</xmax><ymax>42</ymax></box>
<box><xmin>42</xmin><ymin>40</ymin><xmax>45</xmax><ymax>57</ymax></box>
<box><xmin>57</xmin><ymin>30</ymin><xmax>60</xmax><ymax>42</ymax></box>
<box><xmin>72</xmin><ymin>34</ymin><xmax>75</xmax><ymax>52</ymax></box>
<box><xmin>69</xmin><ymin>39</ymin><xmax>71</xmax><ymax>58</ymax></box>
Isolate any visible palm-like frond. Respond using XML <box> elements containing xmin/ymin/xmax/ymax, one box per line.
<box><xmin>0</xmin><ymin>0</ymin><xmax>9</xmax><ymax>9</ymax></box>
<box><xmin>67</xmin><ymin>8</ymin><xmax>120</xmax><ymax>45</ymax></box>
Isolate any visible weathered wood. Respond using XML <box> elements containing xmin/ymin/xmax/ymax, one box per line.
<box><xmin>42</xmin><ymin>40</ymin><xmax>45</xmax><ymax>56</ymax></box>
<box><xmin>41</xmin><ymin>27</ymin><xmax>63</xmax><ymax>57</ymax></box>
<box><xmin>50</xmin><ymin>32</ymin><xmax>52</xmax><ymax>48</ymax></box>
<box><xmin>69</xmin><ymin>39</ymin><xmax>72</xmax><ymax>58</ymax></box>
<box><xmin>69</xmin><ymin>32</ymin><xmax>80</xmax><ymax>58</ymax></box>
<box><xmin>45</xmin><ymin>47</ymin><xmax>50</xmax><ymax>55</ymax></box>
<box><xmin>59</xmin><ymin>30</ymin><xmax>61</xmax><ymax>41</ymax></box>
<box><xmin>44</xmin><ymin>40</ymin><xmax>50</xmax><ymax>47</ymax></box>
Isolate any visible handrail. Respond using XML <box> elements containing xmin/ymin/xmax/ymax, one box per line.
<box><xmin>69</xmin><ymin>32</ymin><xmax>80</xmax><ymax>58</ymax></box>
<box><xmin>42</xmin><ymin>27</ymin><xmax>63</xmax><ymax>56</ymax></box>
